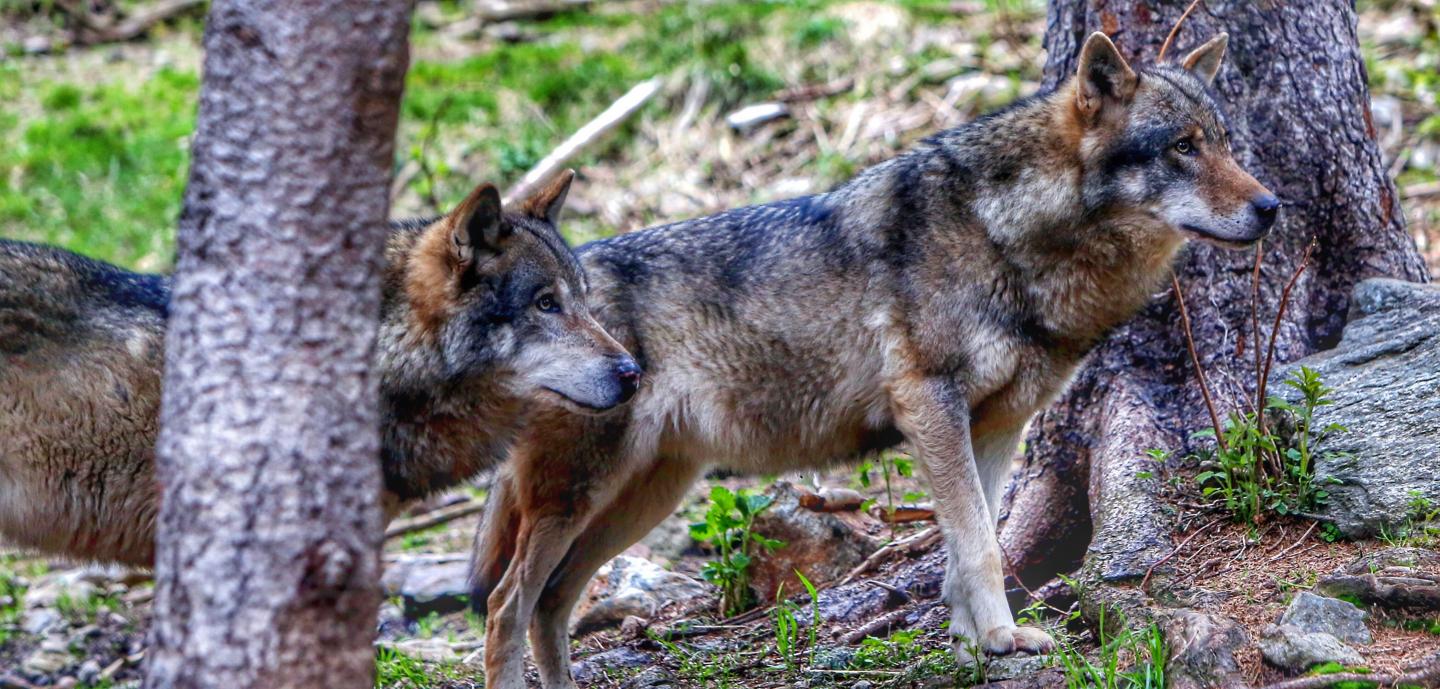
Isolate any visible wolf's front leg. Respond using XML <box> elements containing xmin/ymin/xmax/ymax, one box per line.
<box><xmin>892</xmin><ymin>376</ymin><xmax>1055</xmax><ymax>664</ymax></box>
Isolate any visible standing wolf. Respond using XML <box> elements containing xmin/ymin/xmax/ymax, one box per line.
<box><xmin>472</xmin><ymin>33</ymin><xmax>1278</xmax><ymax>687</ymax></box>
<box><xmin>0</xmin><ymin>172</ymin><xmax>640</xmax><ymax>568</ymax></box>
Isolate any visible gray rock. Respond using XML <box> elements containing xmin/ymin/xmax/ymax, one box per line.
<box><xmin>1280</xmin><ymin>592</ymin><xmax>1371</xmax><ymax>645</ymax></box>
<box><xmin>571</xmin><ymin>646</ymin><xmax>654</xmax><ymax>684</ymax></box>
<box><xmin>22</xmin><ymin>608</ymin><xmax>63</xmax><ymax>635</ymax></box>
<box><xmin>619</xmin><ymin>666</ymin><xmax>674</xmax><ymax>689</ymax></box>
<box><xmin>1270</xmin><ymin>279</ymin><xmax>1440</xmax><ymax>538</ymax></box>
<box><xmin>77</xmin><ymin>659</ymin><xmax>103</xmax><ymax>684</ymax></box>
<box><xmin>987</xmin><ymin>654</ymin><xmax>1052</xmax><ymax>680</ymax></box>
<box><xmin>811</xmin><ymin>646</ymin><xmax>857</xmax><ymax>670</ymax></box>
<box><xmin>572</xmin><ymin>556</ymin><xmax>709</xmax><ymax>634</ymax></box>
<box><xmin>22</xmin><ymin>637</ymin><xmax>72</xmax><ymax>675</ymax></box>
<box><xmin>397</xmin><ymin>561</ymin><xmax>471</xmax><ymax>620</ymax></box>
<box><xmin>1259</xmin><ymin>624</ymin><xmax>1363</xmax><ymax>672</ymax></box>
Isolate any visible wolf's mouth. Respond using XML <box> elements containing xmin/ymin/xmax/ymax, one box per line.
<box><xmin>1180</xmin><ymin>223</ymin><xmax>1263</xmax><ymax>248</ymax></box>
<box><xmin>540</xmin><ymin>386</ymin><xmax>613</xmax><ymax>414</ymax></box>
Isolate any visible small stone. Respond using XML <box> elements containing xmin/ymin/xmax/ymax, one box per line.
<box><xmin>398</xmin><ymin>561</ymin><xmax>471</xmax><ymax>619</ymax></box>
<box><xmin>987</xmin><ymin>654</ymin><xmax>1052</xmax><ymax>681</ymax></box>
<box><xmin>571</xmin><ymin>646</ymin><xmax>654</xmax><ymax>684</ymax></box>
<box><xmin>1259</xmin><ymin>624</ymin><xmax>1364</xmax><ymax>672</ymax></box>
<box><xmin>77</xmin><ymin>659</ymin><xmax>102</xmax><ymax>684</ymax></box>
<box><xmin>22</xmin><ymin>642</ymin><xmax>71</xmax><ymax>675</ymax></box>
<box><xmin>55</xmin><ymin>678</ymin><xmax>77</xmax><ymax>689</ymax></box>
<box><xmin>1280</xmin><ymin>592</ymin><xmax>1371</xmax><ymax>645</ymax></box>
<box><xmin>812</xmin><ymin>646</ymin><xmax>856</xmax><ymax>670</ymax></box>
<box><xmin>573</xmin><ymin>556</ymin><xmax>709</xmax><ymax>634</ymax></box>
<box><xmin>22</xmin><ymin>608</ymin><xmax>62</xmax><ymax>635</ymax></box>
<box><xmin>852</xmin><ymin>681</ymin><xmax>874</xmax><ymax>689</ymax></box>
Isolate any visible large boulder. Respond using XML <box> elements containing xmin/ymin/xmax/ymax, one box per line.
<box><xmin>1270</xmin><ymin>279</ymin><xmax>1440</xmax><ymax>538</ymax></box>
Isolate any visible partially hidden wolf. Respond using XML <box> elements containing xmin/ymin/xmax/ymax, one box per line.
<box><xmin>0</xmin><ymin>172</ymin><xmax>640</xmax><ymax>568</ymax></box>
<box><xmin>472</xmin><ymin>33</ymin><xmax>1277</xmax><ymax>687</ymax></box>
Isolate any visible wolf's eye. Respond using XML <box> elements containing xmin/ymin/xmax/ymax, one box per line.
<box><xmin>1174</xmin><ymin>139</ymin><xmax>1195</xmax><ymax>155</ymax></box>
<box><xmin>535</xmin><ymin>294</ymin><xmax>560</xmax><ymax>313</ymax></box>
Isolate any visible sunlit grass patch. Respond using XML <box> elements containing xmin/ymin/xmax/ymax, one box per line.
<box><xmin>0</xmin><ymin>65</ymin><xmax>196</xmax><ymax>270</ymax></box>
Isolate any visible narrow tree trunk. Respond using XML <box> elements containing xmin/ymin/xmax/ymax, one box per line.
<box><xmin>143</xmin><ymin>2</ymin><xmax>411</xmax><ymax>688</ymax></box>
<box><xmin>999</xmin><ymin>0</ymin><xmax>1429</xmax><ymax>618</ymax></box>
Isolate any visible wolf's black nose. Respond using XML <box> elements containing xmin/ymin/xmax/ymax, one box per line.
<box><xmin>1252</xmin><ymin>194</ymin><xmax>1280</xmax><ymax>231</ymax></box>
<box><xmin>614</xmin><ymin>358</ymin><xmax>643</xmax><ymax>402</ymax></box>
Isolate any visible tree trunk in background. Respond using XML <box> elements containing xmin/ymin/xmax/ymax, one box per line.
<box><xmin>1000</xmin><ymin>0</ymin><xmax>1429</xmax><ymax>607</ymax></box>
<box><xmin>143</xmin><ymin>2</ymin><xmax>411</xmax><ymax>688</ymax></box>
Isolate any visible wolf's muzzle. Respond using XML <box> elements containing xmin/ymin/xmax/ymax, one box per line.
<box><xmin>613</xmin><ymin>357</ymin><xmax>643</xmax><ymax>403</ymax></box>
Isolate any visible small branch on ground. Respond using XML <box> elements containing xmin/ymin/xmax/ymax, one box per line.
<box><xmin>475</xmin><ymin>0</ymin><xmax>593</xmax><ymax>23</ymax></box>
<box><xmin>503</xmin><ymin>78</ymin><xmax>661</xmax><ymax>207</ymax></box>
<box><xmin>384</xmin><ymin>498</ymin><xmax>486</xmax><ymax>539</ymax></box>
<box><xmin>839</xmin><ymin>526</ymin><xmax>941</xmax><ymax>586</ymax></box>
<box><xmin>52</xmin><ymin>0</ymin><xmax>204</xmax><ymax>46</ymax></box>
<box><xmin>1256</xmin><ymin>655</ymin><xmax>1440</xmax><ymax>689</ymax></box>
<box><xmin>1141</xmin><ymin>516</ymin><xmax>1224</xmax><ymax>591</ymax></box>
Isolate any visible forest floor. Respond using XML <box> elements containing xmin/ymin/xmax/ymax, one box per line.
<box><xmin>1</xmin><ymin>1</ymin><xmax>1438</xmax><ymax>688</ymax></box>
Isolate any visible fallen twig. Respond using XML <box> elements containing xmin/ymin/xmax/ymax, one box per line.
<box><xmin>1265</xmin><ymin>520</ymin><xmax>1319</xmax><ymax>564</ymax></box>
<box><xmin>838</xmin><ymin>525</ymin><xmax>941</xmax><ymax>586</ymax></box>
<box><xmin>384</xmin><ymin>498</ymin><xmax>486</xmax><ymax>539</ymax></box>
<box><xmin>1141</xmin><ymin>516</ymin><xmax>1224</xmax><ymax>591</ymax></box>
<box><xmin>55</xmin><ymin>0</ymin><xmax>204</xmax><ymax>45</ymax></box>
<box><xmin>1256</xmin><ymin>656</ymin><xmax>1440</xmax><ymax>689</ymax></box>
<box><xmin>503</xmin><ymin>77</ymin><xmax>661</xmax><ymax>206</ymax></box>
<box><xmin>1404</xmin><ymin>181</ymin><xmax>1440</xmax><ymax>200</ymax></box>
<box><xmin>475</xmin><ymin>0</ymin><xmax>593</xmax><ymax>22</ymax></box>
<box><xmin>840</xmin><ymin>605</ymin><xmax>924</xmax><ymax>645</ymax></box>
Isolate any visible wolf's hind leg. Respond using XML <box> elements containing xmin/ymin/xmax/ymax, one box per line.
<box><xmin>469</xmin><ymin>467</ymin><xmax>520</xmax><ymax>617</ymax></box>
<box><xmin>529</xmin><ymin>456</ymin><xmax>700</xmax><ymax>689</ymax></box>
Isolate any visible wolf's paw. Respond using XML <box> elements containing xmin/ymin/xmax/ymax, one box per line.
<box><xmin>981</xmin><ymin>625</ymin><xmax>1056</xmax><ymax>656</ymax></box>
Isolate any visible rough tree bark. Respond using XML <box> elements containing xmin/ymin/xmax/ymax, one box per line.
<box><xmin>143</xmin><ymin>2</ymin><xmax>412</xmax><ymax>688</ymax></box>
<box><xmin>997</xmin><ymin>0</ymin><xmax>1429</xmax><ymax>676</ymax></box>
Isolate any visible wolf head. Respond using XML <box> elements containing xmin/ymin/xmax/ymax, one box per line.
<box><xmin>1072</xmin><ymin>32</ymin><xmax>1278</xmax><ymax>246</ymax></box>
<box><xmin>399</xmin><ymin>171</ymin><xmax>641</xmax><ymax>412</ymax></box>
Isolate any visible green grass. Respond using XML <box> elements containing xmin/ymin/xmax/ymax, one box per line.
<box><xmin>0</xmin><ymin>63</ymin><xmax>196</xmax><ymax>269</ymax></box>
<box><xmin>374</xmin><ymin>646</ymin><xmax>458</xmax><ymax>689</ymax></box>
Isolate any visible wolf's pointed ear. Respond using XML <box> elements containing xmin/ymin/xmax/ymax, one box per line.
<box><xmin>1076</xmin><ymin>32</ymin><xmax>1138</xmax><ymax>119</ymax></box>
<box><xmin>519</xmin><ymin>169</ymin><xmax>575</xmax><ymax>226</ymax></box>
<box><xmin>1181</xmin><ymin>33</ymin><xmax>1228</xmax><ymax>86</ymax></box>
<box><xmin>449</xmin><ymin>182</ymin><xmax>507</xmax><ymax>265</ymax></box>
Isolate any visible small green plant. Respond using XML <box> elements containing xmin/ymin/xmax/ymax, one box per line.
<box><xmin>1192</xmin><ymin>366</ymin><xmax>1344</xmax><ymax>527</ymax></box>
<box><xmin>855</xmin><ymin>453</ymin><xmax>918</xmax><ymax>521</ymax></box>
<box><xmin>1381</xmin><ymin>490</ymin><xmax>1440</xmax><ymax>547</ymax></box>
<box><xmin>689</xmin><ymin>486</ymin><xmax>784</xmax><ymax>616</ymax></box>
<box><xmin>0</xmin><ymin>565</ymin><xmax>24</xmax><ymax>646</ymax></box>
<box><xmin>55</xmin><ymin>590</ymin><xmax>119</xmax><ymax>624</ymax></box>
<box><xmin>770</xmin><ymin>570</ymin><xmax>821</xmax><ymax>674</ymax></box>
<box><xmin>1055</xmin><ymin>607</ymin><xmax>1167</xmax><ymax>689</ymax></box>
<box><xmin>848</xmin><ymin>629</ymin><xmax>968</xmax><ymax>684</ymax></box>
<box><xmin>650</xmin><ymin>632</ymin><xmax>739</xmax><ymax>688</ymax></box>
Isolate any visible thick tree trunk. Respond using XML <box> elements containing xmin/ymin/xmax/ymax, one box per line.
<box><xmin>999</xmin><ymin>0</ymin><xmax>1429</xmax><ymax>618</ymax></box>
<box><xmin>143</xmin><ymin>2</ymin><xmax>411</xmax><ymax>688</ymax></box>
